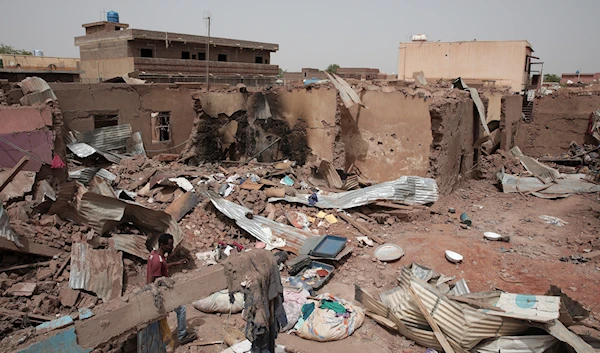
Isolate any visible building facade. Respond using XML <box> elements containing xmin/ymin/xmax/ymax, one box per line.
<box><xmin>75</xmin><ymin>20</ymin><xmax>279</xmax><ymax>84</ymax></box>
<box><xmin>398</xmin><ymin>40</ymin><xmax>536</xmax><ymax>93</ymax></box>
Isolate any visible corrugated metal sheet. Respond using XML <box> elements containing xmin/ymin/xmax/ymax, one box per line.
<box><xmin>325</xmin><ymin>72</ymin><xmax>364</xmax><ymax>108</ymax></box>
<box><xmin>272</xmin><ymin>176</ymin><xmax>438</xmax><ymax>209</ymax></box>
<box><xmin>0</xmin><ymin>204</ymin><xmax>23</xmax><ymax>247</ymax></box>
<box><xmin>69</xmin><ymin>242</ymin><xmax>123</xmax><ymax>302</ymax></box>
<box><xmin>318</xmin><ymin>160</ymin><xmax>343</xmax><ymax>188</ymax></box>
<box><xmin>473</xmin><ymin>335</ymin><xmax>558</xmax><ymax>353</ymax></box>
<box><xmin>126</xmin><ymin>132</ymin><xmax>146</xmax><ymax>156</ymax></box>
<box><xmin>111</xmin><ymin>234</ymin><xmax>149</xmax><ymax>260</ymax></box>
<box><xmin>49</xmin><ymin>182</ymin><xmax>183</xmax><ymax>248</ymax></box>
<box><xmin>19</xmin><ymin>77</ymin><xmax>55</xmax><ymax>97</ymax></box>
<box><xmin>67</xmin><ymin>142</ymin><xmax>96</xmax><ymax>158</ymax></box>
<box><xmin>204</xmin><ymin>190</ymin><xmax>309</xmax><ymax>253</ymax></box>
<box><xmin>448</xmin><ymin>279</ymin><xmax>470</xmax><ymax>296</ymax></box>
<box><xmin>75</xmin><ymin>124</ymin><xmax>132</xmax><ymax>152</ymax></box>
<box><xmin>69</xmin><ymin>168</ymin><xmax>117</xmax><ymax>185</ymax></box>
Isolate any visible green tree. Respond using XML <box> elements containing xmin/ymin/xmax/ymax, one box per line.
<box><xmin>325</xmin><ymin>64</ymin><xmax>340</xmax><ymax>73</ymax></box>
<box><xmin>544</xmin><ymin>73</ymin><xmax>561</xmax><ymax>82</ymax></box>
<box><xmin>278</xmin><ymin>68</ymin><xmax>287</xmax><ymax>78</ymax></box>
<box><xmin>0</xmin><ymin>43</ymin><xmax>32</xmax><ymax>55</ymax></box>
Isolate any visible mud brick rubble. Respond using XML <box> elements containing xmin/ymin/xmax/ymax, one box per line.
<box><xmin>1</xmin><ymin>77</ymin><xmax>600</xmax><ymax>353</ymax></box>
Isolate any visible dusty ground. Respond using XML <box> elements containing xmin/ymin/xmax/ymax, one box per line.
<box><xmin>160</xmin><ymin>179</ymin><xmax>600</xmax><ymax>353</ymax></box>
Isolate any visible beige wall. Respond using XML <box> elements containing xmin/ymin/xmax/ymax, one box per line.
<box><xmin>341</xmin><ymin>92</ymin><xmax>432</xmax><ymax>181</ymax></box>
<box><xmin>79</xmin><ymin>58</ymin><xmax>134</xmax><ymax>83</ymax></box>
<box><xmin>398</xmin><ymin>41</ymin><xmax>530</xmax><ymax>93</ymax></box>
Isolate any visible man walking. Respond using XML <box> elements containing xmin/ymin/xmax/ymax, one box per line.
<box><xmin>147</xmin><ymin>233</ymin><xmax>197</xmax><ymax>345</ymax></box>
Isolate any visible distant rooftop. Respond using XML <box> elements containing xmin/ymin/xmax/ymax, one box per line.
<box><xmin>401</xmin><ymin>39</ymin><xmax>533</xmax><ymax>51</ymax></box>
<box><xmin>77</xmin><ymin>21</ymin><xmax>278</xmax><ymax>52</ymax></box>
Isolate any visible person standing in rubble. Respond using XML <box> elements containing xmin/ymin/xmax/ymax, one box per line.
<box><xmin>146</xmin><ymin>233</ymin><xmax>197</xmax><ymax>345</ymax></box>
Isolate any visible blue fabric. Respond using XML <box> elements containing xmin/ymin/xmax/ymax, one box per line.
<box><xmin>174</xmin><ymin>305</ymin><xmax>186</xmax><ymax>340</ymax></box>
<box><xmin>301</xmin><ymin>302</ymin><xmax>315</xmax><ymax>320</ymax></box>
<box><xmin>137</xmin><ymin>321</ymin><xmax>166</xmax><ymax>353</ymax></box>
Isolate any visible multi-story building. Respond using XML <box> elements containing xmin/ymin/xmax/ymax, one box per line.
<box><xmin>75</xmin><ymin>16</ymin><xmax>279</xmax><ymax>85</ymax></box>
<box><xmin>0</xmin><ymin>54</ymin><xmax>80</xmax><ymax>82</ymax></box>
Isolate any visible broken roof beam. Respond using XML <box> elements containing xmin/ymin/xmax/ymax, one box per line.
<box><xmin>13</xmin><ymin>266</ymin><xmax>228</xmax><ymax>351</ymax></box>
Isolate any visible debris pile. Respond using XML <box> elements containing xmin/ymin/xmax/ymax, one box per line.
<box><xmin>356</xmin><ymin>262</ymin><xmax>596</xmax><ymax>353</ymax></box>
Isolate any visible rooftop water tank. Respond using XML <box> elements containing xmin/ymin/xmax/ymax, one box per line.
<box><xmin>411</xmin><ymin>34</ymin><xmax>428</xmax><ymax>42</ymax></box>
<box><xmin>107</xmin><ymin>11</ymin><xmax>119</xmax><ymax>23</ymax></box>
<box><xmin>33</xmin><ymin>50</ymin><xmax>44</xmax><ymax>57</ymax></box>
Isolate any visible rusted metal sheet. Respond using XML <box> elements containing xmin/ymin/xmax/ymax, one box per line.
<box><xmin>0</xmin><ymin>131</ymin><xmax>53</xmax><ymax>172</ymax></box>
<box><xmin>273</xmin><ymin>176</ymin><xmax>438</xmax><ymax>209</ymax></box>
<box><xmin>50</xmin><ymin>182</ymin><xmax>183</xmax><ymax>248</ymax></box>
<box><xmin>204</xmin><ymin>190</ymin><xmax>308</xmax><ymax>253</ymax></box>
<box><xmin>0</xmin><ymin>204</ymin><xmax>22</xmax><ymax>247</ymax></box>
<box><xmin>67</xmin><ymin>142</ymin><xmax>123</xmax><ymax>164</ymax></box>
<box><xmin>164</xmin><ymin>192</ymin><xmax>201</xmax><ymax>222</ymax></box>
<box><xmin>318</xmin><ymin>160</ymin><xmax>343</xmax><ymax>188</ymax></box>
<box><xmin>69</xmin><ymin>242</ymin><xmax>123</xmax><ymax>302</ymax></box>
<box><xmin>0</xmin><ymin>170</ymin><xmax>35</xmax><ymax>202</ymax></box>
<box><xmin>75</xmin><ymin>124</ymin><xmax>132</xmax><ymax>152</ymax></box>
<box><xmin>110</xmin><ymin>234</ymin><xmax>149</xmax><ymax>260</ymax></box>
<box><xmin>88</xmin><ymin>175</ymin><xmax>117</xmax><ymax>198</ymax></box>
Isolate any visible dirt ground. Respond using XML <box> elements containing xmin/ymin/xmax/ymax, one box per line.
<box><xmin>162</xmin><ymin>179</ymin><xmax>600</xmax><ymax>353</ymax></box>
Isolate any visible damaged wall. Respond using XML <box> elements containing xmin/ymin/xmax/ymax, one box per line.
<box><xmin>341</xmin><ymin>91</ymin><xmax>432</xmax><ymax>181</ymax></box>
<box><xmin>516</xmin><ymin>92</ymin><xmax>600</xmax><ymax>156</ymax></box>
<box><xmin>428</xmin><ymin>93</ymin><xmax>477</xmax><ymax>195</ymax></box>
<box><xmin>50</xmin><ymin>83</ymin><xmax>196</xmax><ymax>156</ymax></box>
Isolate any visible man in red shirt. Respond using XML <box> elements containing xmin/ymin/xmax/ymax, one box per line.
<box><xmin>147</xmin><ymin>233</ymin><xmax>197</xmax><ymax>345</ymax></box>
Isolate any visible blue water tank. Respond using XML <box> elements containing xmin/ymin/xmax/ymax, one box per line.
<box><xmin>107</xmin><ymin>11</ymin><xmax>119</xmax><ymax>23</ymax></box>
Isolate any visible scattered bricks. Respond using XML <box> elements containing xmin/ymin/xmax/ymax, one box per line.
<box><xmin>7</xmin><ymin>283</ymin><xmax>37</xmax><ymax>297</ymax></box>
<box><xmin>59</xmin><ymin>287</ymin><xmax>80</xmax><ymax>307</ymax></box>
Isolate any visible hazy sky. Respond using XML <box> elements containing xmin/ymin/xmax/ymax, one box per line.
<box><xmin>2</xmin><ymin>0</ymin><xmax>598</xmax><ymax>75</ymax></box>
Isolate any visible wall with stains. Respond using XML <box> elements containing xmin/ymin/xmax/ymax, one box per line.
<box><xmin>50</xmin><ymin>83</ymin><xmax>196</xmax><ymax>156</ymax></box>
<box><xmin>341</xmin><ymin>91</ymin><xmax>432</xmax><ymax>182</ymax></box>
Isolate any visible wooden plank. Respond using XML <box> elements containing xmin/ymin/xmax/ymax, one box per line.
<box><xmin>409</xmin><ymin>286</ymin><xmax>456</xmax><ymax>353</ymax></box>
<box><xmin>0</xmin><ymin>156</ymin><xmax>29</xmax><ymax>193</ymax></box>
<box><xmin>0</xmin><ymin>237</ymin><xmax>64</xmax><ymax>258</ymax></box>
<box><xmin>338</xmin><ymin>213</ymin><xmax>384</xmax><ymax>244</ymax></box>
<box><xmin>374</xmin><ymin>201</ymin><xmax>414</xmax><ymax>211</ymax></box>
<box><xmin>74</xmin><ymin>266</ymin><xmax>227</xmax><ymax>349</ymax></box>
<box><xmin>0</xmin><ymin>307</ymin><xmax>53</xmax><ymax>322</ymax></box>
<box><xmin>0</xmin><ymin>260</ymin><xmax>51</xmax><ymax>273</ymax></box>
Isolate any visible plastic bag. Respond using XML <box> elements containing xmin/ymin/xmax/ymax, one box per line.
<box><xmin>193</xmin><ymin>290</ymin><xmax>244</xmax><ymax>314</ymax></box>
<box><xmin>292</xmin><ymin>293</ymin><xmax>364</xmax><ymax>341</ymax></box>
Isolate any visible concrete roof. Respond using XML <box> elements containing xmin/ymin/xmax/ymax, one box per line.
<box><xmin>75</xmin><ymin>28</ymin><xmax>278</xmax><ymax>51</ymax></box>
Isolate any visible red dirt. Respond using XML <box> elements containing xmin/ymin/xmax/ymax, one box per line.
<box><xmin>168</xmin><ymin>179</ymin><xmax>600</xmax><ymax>353</ymax></box>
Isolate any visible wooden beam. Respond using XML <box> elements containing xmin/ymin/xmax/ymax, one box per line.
<box><xmin>0</xmin><ymin>307</ymin><xmax>53</xmax><ymax>322</ymax></box>
<box><xmin>0</xmin><ymin>260</ymin><xmax>51</xmax><ymax>273</ymax></box>
<box><xmin>0</xmin><ymin>156</ymin><xmax>29</xmax><ymax>193</ymax></box>
<box><xmin>409</xmin><ymin>286</ymin><xmax>455</xmax><ymax>353</ymax></box>
<box><xmin>73</xmin><ymin>265</ymin><xmax>227</xmax><ymax>348</ymax></box>
<box><xmin>374</xmin><ymin>201</ymin><xmax>414</xmax><ymax>211</ymax></box>
<box><xmin>0</xmin><ymin>238</ymin><xmax>64</xmax><ymax>258</ymax></box>
<box><xmin>338</xmin><ymin>213</ymin><xmax>384</xmax><ymax>244</ymax></box>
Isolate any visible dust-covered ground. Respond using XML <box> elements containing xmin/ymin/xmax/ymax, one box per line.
<box><xmin>167</xmin><ymin>179</ymin><xmax>600</xmax><ymax>353</ymax></box>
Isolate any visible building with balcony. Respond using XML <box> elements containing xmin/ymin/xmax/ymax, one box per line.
<box><xmin>0</xmin><ymin>54</ymin><xmax>81</xmax><ymax>82</ymax></box>
<box><xmin>75</xmin><ymin>19</ymin><xmax>279</xmax><ymax>85</ymax></box>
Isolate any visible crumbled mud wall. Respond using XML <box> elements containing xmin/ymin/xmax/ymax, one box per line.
<box><xmin>500</xmin><ymin>95</ymin><xmax>522</xmax><ymax>150</ymax></box>
<box><xmin>50</xmin><ymin>83</ymin><xmax>196</xmax><ymax>156</ymax></box>
<box><xmin>428</xmin><ymin>93</ymin><xmax>477</xmax><ymax>195</ymax></box>
<box><xmin>340</xmin><ymin>91</ymin><xmax>432</xmax><ymax>182</ymax></box>
<box><xmin>516</xmin><ymin>92</ymin><xmax>600</xmax><ymax>156</ymax></box>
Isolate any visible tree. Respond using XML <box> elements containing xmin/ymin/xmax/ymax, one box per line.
<box><xmin>0</xmin><ymin>43</ymin><xmax>32</xmax><ymax>55</ymax></box>
<box><xmin>325</xmin><ymin>64</ymin><xmax>340</xmax><ymax>74</ymax></box>
<box><xmin>278</xmin><ymin>68</ymin><xmax>287</xmax><ymax>78</ymax></box>
<box><xmin>544</xmin><ymin>73</ymin><xmax>561</xmax><ymax>83</ymax></box>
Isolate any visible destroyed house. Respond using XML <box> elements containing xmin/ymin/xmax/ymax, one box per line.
<box><xmin>75</xmin><ymin>18</ymin><xmax>279</xmax><ymax>84</ymax></box>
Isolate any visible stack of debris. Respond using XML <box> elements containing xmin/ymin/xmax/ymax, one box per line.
<box><xmin>357</xmin><ymin>262</ymin><xmax>597</xmax><ymax>353</ymax></box>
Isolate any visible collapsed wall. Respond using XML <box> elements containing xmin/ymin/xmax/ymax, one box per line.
<box><xmin>516</xmin><ymin>90</ymin><xmax>600</xmax><ymax>157</ymax></box>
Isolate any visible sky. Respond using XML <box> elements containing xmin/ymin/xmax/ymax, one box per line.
<box><xmin>1</xmin><ymin>0</ymin><xmax>599</xmax><ymax>75</ymax></box>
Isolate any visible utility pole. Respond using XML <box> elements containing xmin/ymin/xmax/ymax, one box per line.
<box><xmin>204</xmin><ymin>11</ymin><xmax>211</xmax><ymax>89</ymax></box>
